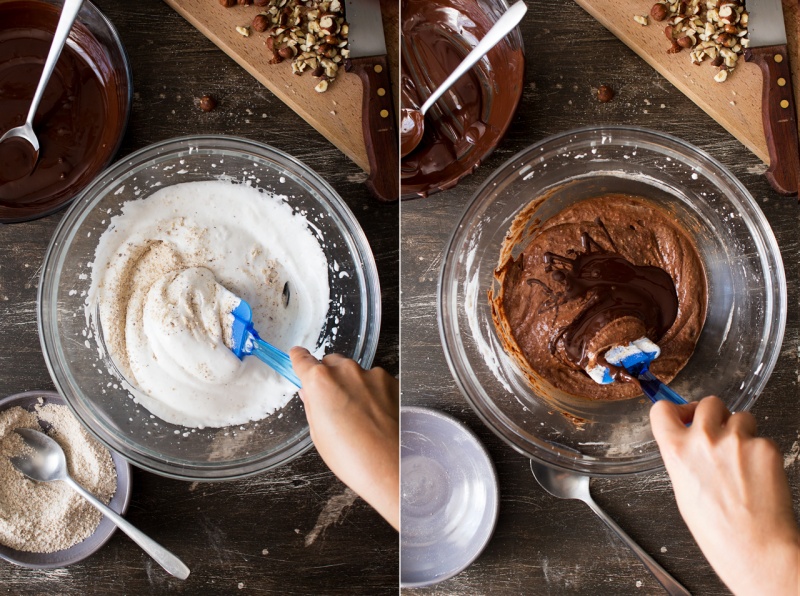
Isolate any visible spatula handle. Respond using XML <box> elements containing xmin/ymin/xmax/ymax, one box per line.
<box><xmin>249</xmin><ymin>333</ymin><xmax>302</xmax><ymax>388</ymax></box>
<box><xmin>638</xmin><ymin>370</ymin><xmax>688</xmax><ymax>405</ymax></box>
<box><xmin>745</xmin><ymin>45</ymin><xmax>800</xmax><ymax>197</ymax></box>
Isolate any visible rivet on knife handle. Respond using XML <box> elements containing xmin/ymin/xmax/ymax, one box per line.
<box><xmin>744</xmin><ymin>45</ymin><xmax>800</xmax><ymax>197</ymax></box>
<box><xmin>347</xmin><ymin>55</ymin><xmax>399</xmax><ymax>202</ymax></box>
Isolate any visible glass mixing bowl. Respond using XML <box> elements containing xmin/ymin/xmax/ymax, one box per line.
<box><xmin>439</xmin><ymin>126</ymin><xmax>786</xmax><ymax>476</ymax></box>
<box><xmin>38</xmin><ymin>136</ymin><xmax>381</xmax><ymax>481</ymax></box>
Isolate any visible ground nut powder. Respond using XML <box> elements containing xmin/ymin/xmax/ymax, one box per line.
<box><xmin>0</xmin><ymin>403</ymin><xmax>117</xmax><ymax>553</ymax></box>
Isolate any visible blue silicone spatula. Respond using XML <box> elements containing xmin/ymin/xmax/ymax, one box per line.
<box><xmin>230</xmin><ymin>299</ymin><xmax>301</xmax><ymax>388</ymax></box>
<box><xmin>585</xmin><ymin>337</ymin><xmax>687</xmax><ymax>405</ymax></box>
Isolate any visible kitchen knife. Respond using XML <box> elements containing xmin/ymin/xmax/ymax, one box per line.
<box><xmin>345</xmin><ymin>0</ymin><xmax>398</xmax><ymax>202</ymax></box>
<box><xmin>744</xmin><ymin>0</ymin><xmax>799</xmax><ymax>197</ymax></box>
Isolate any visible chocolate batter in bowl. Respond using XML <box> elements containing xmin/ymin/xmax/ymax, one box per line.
<box><xmin>400</xmin><ymin>0</ymin><xmax>524</xmax><ymax>198</ymax></box>
<box><xmin>0</xmin><ymin>0</ymin><xmax>131</xmax><ymax>223</ymax></box>
<box><xmin>493</xmin><ymin>194</ymin><xmax>707</xmax><ymax>402</ymax></box>
<box><xmin>438</xmin><ymin>126</ymin><xmax>786</xmax><ymax>476</ymax></box>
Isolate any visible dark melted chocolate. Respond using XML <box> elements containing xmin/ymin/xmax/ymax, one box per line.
<box><xmin>0</xmin><ymin>1</ymin><xmax>127</xmax><ymax>222</ymax></box>
<box><xmin>534</xmin><ymin>230</ymin><xmax>679</xmax><ymax>368</ymax></box>
<box><xmin>400</xmin><ymin>0</ymin><xmax>524</xmax><ymax>197</ymax></box>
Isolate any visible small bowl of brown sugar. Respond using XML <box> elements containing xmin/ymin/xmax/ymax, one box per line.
<box><xmin>0</xmin><ymin>390</ymin><xmax>131</xmax><ymax>569</ymax></box>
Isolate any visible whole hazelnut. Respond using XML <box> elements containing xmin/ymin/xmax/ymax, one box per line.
<box><xmin>664</xmin><ymin>25</ymin><xmax>674</xmax><ymax>41</ymax></box>
<box><xmin>324</xmin><ymin>34</ymin><xmax>339</xmax><ymax>45</ymax></box>
<box><xmin>252</xmin><ymin>14</ymin><xmax>270</xmax><ymax>32</ymax></box>
<box><xmin>278</xmin><ymin>45</ymin><xmax>296</xmax><ymax>60</ymax></box>
<box><xmin>198</xmin><ymin>95</ymin><xmax>217</xmax><ymax>112</ymax></box>
<box><xmin>650</xmin><ymin>3</ymin><xmax>668</xmax><ymax>21</ymax></box>
<box><xmin>676</xmin><ymin>35</ymin><xmax>693</xmax><ymax>48</ymax></box>
<box><xmin>597</xmin><ymin>85</ymin><xmax>615</xmax><ymax>103</ymax></box>
<box><xmin>218</xmin><ymin>0</ymin><xmax>236</xmax><ymax>6</ymax></box>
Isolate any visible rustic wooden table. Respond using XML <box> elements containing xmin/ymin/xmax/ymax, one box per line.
<box><xmin>400</xmin><ymin>1</ymin><xmax>799</xmax><ymax>595</ymax></box>
<box><xmin>0</xmin><ymin>0</ymin><xmax>399</xmax><ymax>594</ymax></box>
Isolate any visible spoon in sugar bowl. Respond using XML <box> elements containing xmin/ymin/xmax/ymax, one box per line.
<box><xmin>0</xmin><ymin>0</ymin><xmax>84</xmax><ymax>175</ymax></box>
<box><xmin>400</xmin><ymin>0</ymin><xmax>527</xmax><ymax>158</ymax></box>
<box><xmin>10</xmin><ymin>428</ymin><xmax>190</xmax><ymax>580</ymax></box>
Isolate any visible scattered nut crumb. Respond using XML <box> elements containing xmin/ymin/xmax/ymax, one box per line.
<box><xmin>597</xmin><ymin>84</ymin><xmax>615</xmax><ymax>103</ymax></box>
<box><xmin>198</xmin><ymin>95</ymin><xmax>217</xmax><ymax>112</ymax></box>
<box><xmin>634</xmin><ymin>14</ymin><xmax>649</xmax><ymax>26</ymax></box>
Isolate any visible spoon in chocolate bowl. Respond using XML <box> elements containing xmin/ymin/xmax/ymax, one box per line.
<box><xmin>399</xmin><ymin>0</ymin><xmax>528</xmax><ymax>158</ymax></box>
<box><xmin>10</xmin><ymin>428</ymin><xmax>190</xmax><ymax>579</ymax></box>
<box><xmin>530</xmin><ymin>459</ymin><xmax>691</xmax><ymax>596</ymax></box>
<box><xmin>0</xmin><ymin>0</ymin><xmax>84</xmax><ymax>178</ymax></box>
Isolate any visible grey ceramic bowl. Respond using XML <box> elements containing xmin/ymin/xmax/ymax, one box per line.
<box><xmin>0</xmin><ymin>391</ymin><xmax>132</xmax><ymax>569</ymax></box>
<box><xmin>400</xmin><ymin>406</ymin><xmax>499</xmax><ymax>587</ymax></box>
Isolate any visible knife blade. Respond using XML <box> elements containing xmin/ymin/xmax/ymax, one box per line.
<box><xmin>744</xmin><ymin>0</ymin><xmax>799</xmax><ymax>197</ymax></box>
<box><xmin>345</xmin><ymin>0</ymin><xmax>398</xmax><ymax>202</ymax></box>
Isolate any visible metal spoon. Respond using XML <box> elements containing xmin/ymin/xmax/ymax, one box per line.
<box><xmin>530</xmin><ymin>459</ymin><xmax>690</xmax><ymax>596</ymax></box>
<box><xmin>10</xmin><ymin>428</ymin><xmax>190</xmax><ymax>580</ymax></box>
<box><xmin>0</xmin><ymin>0</ymin><xmax>85</xmax><ymax>170</ymax></box>
<box><xmin>399</xmin><ymin>0</ymin><xmax>528</xmax><ymax>157</ymax></box>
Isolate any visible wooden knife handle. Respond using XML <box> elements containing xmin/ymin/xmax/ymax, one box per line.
<box><xmin>346</xmin><ymin>55</ymin><xmax>399</xmax><ymax>202</ymax></box>
<box><xmin>744</xmin><ymin>45</ymin><xmax>800</xmax><ymax>197</ymax></box>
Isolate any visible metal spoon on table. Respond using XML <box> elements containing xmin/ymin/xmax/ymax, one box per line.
<box><xmin>10</xmin><ymin>428</ymin><xmax>190</xmax><ymax>580</ymax></box>
<box><xmin>0</xmin><ymin>0</ymin><xmax>85</xmax><ymax>173</ymax></box>
<box><xmin>530</xmin><ymin>459</ymin><xmax>690</xmax><ymax>596</ymax></box>
<box><xmin>399</xmin><ymin>0</ymin><xmax>528</xmax><ymax>158</ymax></box>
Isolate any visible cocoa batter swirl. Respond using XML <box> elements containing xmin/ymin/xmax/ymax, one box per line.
<box><xmin>492</xmin><ymin>194</ymin><xmax>707</xmax><ymax>402</ymax></box>
<box><xmin>533</xmin><ymin>228</ymin><xmax>679</xmax><ymax>370</ymax></box>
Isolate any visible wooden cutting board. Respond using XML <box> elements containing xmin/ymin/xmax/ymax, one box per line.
<box><xmin>575</xmin><ymin>0</ymin><xmax>800</xmax><ymax>165</ymax></box>
<box><xmin>162</xmin><ymin>0</ymin><xmax>399</xmax><ymax>173</ymax></box>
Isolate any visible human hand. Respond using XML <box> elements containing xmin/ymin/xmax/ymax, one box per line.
<box><xmin>290</xmin><ymin>347</ymin><xmax>399</xmax><ymax>530</ymax></box>
<box><xmin>650</xmin><ymin>396</ymin><xmax>799</xmax><ymax>596</ymax></box>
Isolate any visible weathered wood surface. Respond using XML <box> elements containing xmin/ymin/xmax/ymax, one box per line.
<box><xmin>400</xmin><ymin>1</ymin><xmax>800</xmax><ymax>594</ymax></box>
<box><xmin>0</xmin><ymin>0</ymin><xmax>398</xmax><ymax>593</ymax></box>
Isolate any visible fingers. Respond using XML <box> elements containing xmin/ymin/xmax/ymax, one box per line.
<box><xmin>727</xmin><ymin>411</ymin><xmax>757</xmax><ymax>437</ymax></box>
<box><xmin>693</xmin><ymin>396</ymin><xmax>731</xmax><ymax>434</ymax></box>
<box><xmin>322</xmin><ymin>353</ymin><xmax>350</xmax><ymax>366</ymax></box>
<box><xmin>650</xmin><ymin>400</ymin><xmax>697</xmax><ymax>441</ymax></box>
<box><xmin>290</xmin><ymin>346</ymin><xmax>320</xmax><ymax>377</ymax></box>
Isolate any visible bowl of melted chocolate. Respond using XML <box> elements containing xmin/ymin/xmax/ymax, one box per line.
<box><xmin>400</xmin><ymin>0</ymin><xmax>525</xmax><ymax>198</ymax></box>
<box><xmin>0</xmin><ymin>0</ymin><xmax>131</xmax><ymax>223</ymax></box>
<box><xmin>439</xmin><ymin>126</ymin><xmax>786</xmax><ymax>476</ymax></box>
